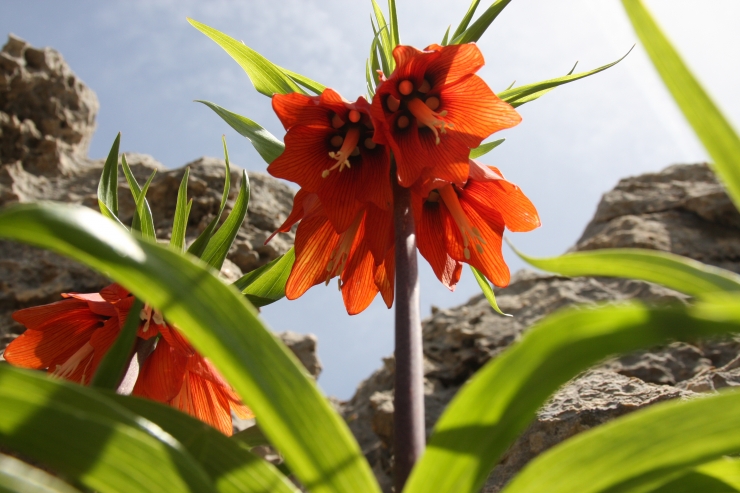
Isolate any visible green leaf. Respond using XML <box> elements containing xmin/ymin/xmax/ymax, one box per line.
<box><xmin>370</xmin><ymin>2</ymin><xmax>394</xmax><ymax>74</ymax></box>
<box><xmin>0</xmin><ymin>453</ymin><xmax>82</xmax><ymax>493</ymax></box>
<box><xmin>470</xmin><ymin>266</ymin><xmax>510</xmax><ymax>317</ymax></box>
<box><xmin>201</xmin><ymin>169</ymin><xmax>250</xmax><ymax>271</ymax></box>
<box><xmin>0</xmin><ymin>366</ymin><xmax>215</xmax><ymax>493</ymax></box>
<box><xmin>197</xmin><ymin>101</ymin><xmax>284</xmax><ymax>165</ymax></box>
<box><xmin>498</xmin><ymin>48</ymin><xmax>632</xmax><ymax>108</ymax></box>
<box><xmin>134</xmin><ymin>170</ymin><xmax>157</xmax><ymax>241</ymax></box>
<box><xmin>91</xmin><ymin>298</ymin><xmax>144</xmax><ymax>390</ymax></box>
<box><xmin>279</xmin><ymin>67</ymin><xmax>327</xmax><ymax>95</ymax></box>
<box><xmin>232</xmin><ymin>425</ymin><xmax>272</xmax><ymax>450</ymax></box>
<box><xmin>105</xmin><ymin>393</ymin><xmax>299</xmax><ymax>493</ymax></box>
<box><xmin>188</xmin><ymin>145</ymin><xmax>231</xmax><ymax>259</ymax></box>
<box><xmin>501</xmin><ymin>391</ymin><xmax>740</xmax><ymax>493</ymax></box>
<box><xmin>0</xmin><ymin>203</ymin><xmax>380</xmax><ymax>493</ymax></box>
<box><xmin>121</xmin><ymin>154</ymin><xmax>157</xmax><ymax>239</ymax></box>
<box><xmin>451</xmin><ymin>0</ymin><xmax>512</xmax><ymax>45</ymax></box>
<box><xmin>441</xmin><ymin>25</ymin><xmax>451</xmax><ymax>46</ymax></box>
<box><xmin>405</xmin><ymin>298</ymin><xmax>740</xmax><ymax>493</ymax></box>
<box><xmin>188</xmin><ymin>18</ymin><xmax>303</xmax><ymax>97</ymax></box>
<box><xmin>170</xmin><ymin>168</ymin><xmax>191</xmax><ymax>252</ymax></box>
<box><xmin>98</xmin><ymin>202</ymin><xmax>127</xmax><ymax>230</ymax></box>
<box><xmin>646</xmin><ymin>457</ymin><xmax>740</xmax><ymax>493</ymax></box>
<box><xmin>97</xmin><ymin>132</ymin><xmax>120</xmax><ymax>221</ymax></box>
<box><xmin>451</xmin><ymin>0</ymin><xmax>481</xmax><ymax>41</ymax></box>
<box><xmin>622</xmin><ymin>0</ymin><xmax>740</xmax><ymax>213</ymax></box>
<box><xmin>234</xmin><ymin>248</ymin><xmax>296</xmax><ymax>307</ymax></box>
<box><xmin>469</xmin><ymin>138</ymin><xmax>505</xmax><ymax>159</ymax></box>
<box><xmin>512</xmin><ymin>246</ymin><xmax>740</xmax><ymax>299</ymax></box>
<box><xmin>388</xmin><ymin>0</ymin><xmax>400</xmax><ymax>49</ymax></box>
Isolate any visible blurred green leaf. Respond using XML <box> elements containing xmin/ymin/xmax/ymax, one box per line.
<box><xmin>469</xmin><ymin>138</ymin><xmax>505</xmax><ymax>159</ymax></box>
<box><xmin>370</xmin><ymin>3</ymin><xmax>393</xmax><ymax>74</ymax></box>
<box><xmin>97</xmin><ymin>133</ymin><xmax>120</xmax><ymax>221</ymax></box>
<box><xmin>91</xmin><ymin>298</ymin><xmax>143</xmax><ymax>390</ymax></box>
<box><xmin>0</xmin><ymin>203</ymin><xmax>380</xmax><ymax>493</ymax></box>
<box><xmin>234</xmin><ymin>248</ymin><xmax>295</xmax><ymax>307</ymax></box>
<box><xmin>502</xmin><ymin>391</ymin><xmax>740</xmax><ymax>493</ymax></box>
<box><xmin>170</xmin><ymin>168</ymin><xmax>192</xmax><ymax>252</ymax></box>
<box><xmin>451</xmin><ymin>0</ymin><xmax>481</xmax><ymax>41</ymax></box>
<box><xmin>451</xmin><ymin>0</ymin><xmax>512</xmax><ymax>45</ymax></box>
<box><xmin>0</xmin><ymin>366</ymin><xmax>214</xmax><ymax>493</ymax></box>
<box><xmin>188</xmin><ymin>144</ymin><xmax>231</xmax><ymax>259</ymax></box>
<box><xmin>197</xmin><ymin>101</ymin><xmax>285</xmax><ymax>165</ymax></box>
<box><xmin>388</xmin><ymin>0</ymin><xmax>399</xmax><ymax>49</ymax></box>
<box><xmin>134</xmin><ymin>170</ymin><xmax>157</xmax><ymax>241</ymax></box>
<box><xmin>645</xmin><ymin>457</ymin><xmax>740</xmax><ymax>493</ymax></box>
<box><xmin>188</xmin><ymin>19</ymin><xmax>303</xmax><ymax>97</ymax></box>
<box><xmin>0</xmin><ymin>453</ymin><xmax>82</xmax><ymax>493</ymax></box>
<box><xmin>280</xmin><ymin>67</ymin><xmax>327</xmax><ymax>95</ymax></box>
<box><xmin>622</xmin><ymin>0</ymin><xmax>740</xmax><ymax>212</ymax></box>
<box><xmin>498</xmin><ymin>48</ymin><xmax>632</xmax><ymax>108</ymax></box>
<box><xmin>405</xmin><ymin>298</ymin><xmax>740</xmax><ymax>493</ymax></box>
<box><xmin>201</xmin><ymin>169</ymin><xmax>250</xmax><ymax>271</ymax></box>
<box><xmin>232</xmin><ymin>425</ymin><xmax>271</xmax><ymax>450</ymax></box>
<box><xmin>105</xmin><ymin>393</ymin><xmax>299</xmax><ymax>493</ymax></box>
<box><xmin>470</xmin><ymin>266</ymin><xmax>510</xmax><ymax>317</ymax></box>
<box><xmin>441</xmin><ymin>25</ymin><xmax>451</xmax><ymax>46</ymax></box>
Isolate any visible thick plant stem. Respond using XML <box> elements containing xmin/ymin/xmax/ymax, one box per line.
<box><xmin>392</xmin><ymin>173</ymin><xmax>425</xmax><ymax>491</ymax></box>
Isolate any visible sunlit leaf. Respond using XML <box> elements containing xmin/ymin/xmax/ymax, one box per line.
<box><xmin>370</xmin><ymin>16</ymin><xmax>391</xmax><ymax>77</ymax></box>
<box><xmin>121</xmin><ymin>154</ymin><xmax>157</xmax><ymax>239</ymax></box>
<box><xmin>0</xmin><ymin>203</ymin><xmax>381</xmax><ymax>493</ymax></box>
<box><xmin>188</xmin><ymin>18</ymin><xmax>303</xmax><ymax>97</ymax></box>
<box><xmin>451</xmin><ymin>0</ymin><xmax>512</xmax><ymax>45</ymax></box>
<box><xmin>441</xmin><ymin>25</ymin><xmax>451</xmax><ymax>46</ymax></box>
<box><xmin>388</xmin><ymin>0</ymin><xmax>400</xmax><ymax>49</ymax></box>
<box><xmin>170</xmin><ymin>168</ymin><xmax>192</xmax><ymax>252</ymax></box>
<box><xmin>0</xmin><ymin>453</ymin><xmax>82</xmax><ymax>493</ymax></box>
<box><xmin>645</xmin><ymin>457</ymin><xmax>740</xmax><ymax>493</ymax></box>
<box><xmin>97</xmin><ymin>133</ymin><xmax>120</xmax><ymax>221</ymax></box>
<box><xmin>91</xmin><ymin>298</ymin><xmax>143</xmax><ymax>390</ymax></box>
<box><xmin>405</xmin><ymin>298</ymin><xmax>740</xmax><ymax>493</ymax></box>
<box><xmin>280</xmin><ymin>67</ymin><xmax>327</xmax><ymax>95</ymax></box>
<box><xmin>233</xmin><ymin>248</ymin><xmax>295</xmax><ymax>307</ymax></box>
<box><xmin>469</xmin><ymin>138</ymin><xmax>504</xmax><ymax>159</ymax></box>
<box><xmin>197</xmin><ymin>101</ymin><xmax>284</xmax><ymax>165</ymax></box>
<box><xmin>371</xmin><ymin>2</ymin><xmax>394</xmax><ymax>73</ymax></box>
<box><xmin>451</xmin><ymin>0</ymin><xmax>481</xmax><ymax>41</ymax></box>
<box><xmin>188</xmin><ymin>142</ymin><xmax>231</xmax><ymax>259</ymax></box>
<box><xmin>470</xmin><ymin>266</ymin><xmax>510</xmax><ymax>316</ymax></box>
<box><xmin>201</xmin><ymin>169</ymin><xmax>249</xmax><ymax>271</ymax></box>
<box><xmin>622</xmin><ymin>0</ymin><xmax>740</xmax><ymax>212</ymax></box>
<box><xmin>134</xmin><ymin>170</ymin><xmax>157</xmax><ymax>241</ymax></box>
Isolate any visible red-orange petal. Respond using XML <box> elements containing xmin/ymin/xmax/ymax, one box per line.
<box><xmin>459</xmin><ymin>198</ymin><xmax>510</xmax><ymax>287</ymax></box>
<box><xmin>285</xmin><ymin>215</ymin><xmax>340</xmax><ymax>299</ymax></box>
<box><xmin>463</xmin><ymin>179</ymin><xmax>541</xmax><ymax>233</ymax></box>
<box><xmin>425</xmin><ymin>44</ymin><xmax>485</xmax><ymax>88</ymax></box>
<box><xmin>272</xmin><ymin>92</ymin><xmax>330</xmax><ymax>130</ymax></box>
<box><xmin>133</xmin><ymin>336</ymin><xmax>188</xmax><ymax>402</ymax></box>
<box><xmin>374</xmin><ymin>247</ymin><xmax>395</xmax><ymax>308</ymax></box>
<box><xmin>341</xmin><ymin>241</ymin><xmax>378</xmax><ymax>315</ymax></box>
<box><xmin>268</xmin><ymin>125</ymin><xmax>335</xmax><ymax>193</ymax></box>
<box><xmin>417</xmin><ymin>200</ymin><xmax>463</xmax><ymax>290</ymax></box>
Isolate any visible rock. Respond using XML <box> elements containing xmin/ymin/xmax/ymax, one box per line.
<box><xmin>277</xmin><ymin>331</ymin><xmax>322</xmax><ymax>379</ymax></box>
<box><xmin>342</xmin><ymin>163</ymin><xmax>740</xmax><ymax>492</ymax></box>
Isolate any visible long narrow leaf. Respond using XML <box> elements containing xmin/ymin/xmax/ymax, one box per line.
<box><xmin>170</xmin><ymin>168</ymin><xmax>192</xmax><ymax>252</ymax></box>
<box><xmin>501</xmin><ymin>391</ymin><xmax>740</xmax><ymax>493</ymax></box>
<box><xmin>451</xmin><ymin>0</ymin><xmax>512</xmax><ymax>45</ymax></box>
<box><xmin>279</xmin><ymin>67</ymin><xmax>327</xmax><ymax>95</ymax></box>
<box><xmin>469</xmin><ymin>138</ymin><xmax>504</xmax><ymax>159</ymax></box>
<box><xmin>644</xmin><ymin>457</ymin><xmax>740</xmax><ymax>493</ymax></box>
<box><xmin>440</xmin><ymin>25</ymin><xmax>451</xmax><ymax>46</ymax></box>
<box><xmin>370</xmin><ymin>2</ymin><xmax>394</xmax><ymax>73</ymax></box>
<box><xmin>134</xmin><ymin>170</ymin><xmax>157</xmax><ymax>241</ymax></box>
<box><xmin>622</xmin><ymin>0</ymin><xmax>740</xmax><ymax>211</ymax></box>
<box><xmin>121</xmin><ymin>154</ymin><xmax>157</xmax><ymax>239</ymax></box>
<box><xmin>233</xmin><ymin>248</ymin><xmax>295</xmax><ymax>307</ymax></box>
<box><xmin>0</xmin><ymin>453</ymin><xmax>82</xmax><ymax>493</ymax></box>
<box><xmin>197</xmin><ymin>101</ymin><xmax>284</xmax><ymax>165</ymax></box>
<box><xmin>0</xmin><ymin>203</ymin><xmax>381</xmax><ymax>493</ymax></box>
<box><xmin>188</xmin><ymin>144</ymin><xmax>231</xmax><ymax>258</ymax></box>
<box><xmin>201</xmin><ymin>169</ymin><xmax>250</xmax><ymax>271</ymax></box>
<box><xmin>470</xmin><ymin>266</ymin><xmax>510</xmax><ymax>317</ymax></box>
<box><xmin>188</xmin><ymin>19</ymin><xmax>303</xmax><ymax>97</ymax></box>
<box><xmin>388</xmin><ymin>0</ymin><xmax>399</xmax><ymax>49</ymax></box>
<box><xmin>404</xmin><ymin>298</ymin><xmax>740</xmax><ymax>493</ymax></box>
<box><xmin>91</xmin><ymin>298</ymin><xmax>144</xmax><ymax>390</ymax></box>
<box><xmin>97</xmin><ymin>133</ymin><xmax>120</xmax><ymax>221</ymax></box>
<box><xmin>451</xmin><ymin>0</ymin><xmax>481</xmax><ymax>40</ymax></box>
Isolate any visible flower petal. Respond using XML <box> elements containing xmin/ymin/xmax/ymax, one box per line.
<box><xmin>464</xmin><ymin>178</ymin><xmax>541</xmax><ymax>233</ymax></box>
<box><xmin>459</xmin><ymin>198</ymin><xmax>510</xmax><ymax>287</ymax></box>
<box><xmin>133</xmin><ymin>336</ymin><xmax>188</xmax><ymax>402</ymax></box>
<box><xmin>374</xmin><ymin>247</ymin><xmax>395</xmax><ymax>308</ymax></box>
<box><xmin>285</xmin><ymin>215</ymin><xmax>339</xmax><ymax>299</ymax></box>
<box><xmin>425</xmin><ymin>44</ymin><xmax>485</xmax><ymax>88</ymax></box>
<box><xmin>417</xmin><ymin>200</ymin><xmax>464</xmax><ymax>290</ymax></box>
<box><xmin>272</xmin><ymin>92</ymin><xmax>329</xmax><ymax>129</ymax></box>
<box><xmin>341</xmin><ymin>241</ymin><xmax>378</xmax><ymax>315</ymax></box>
<box><xmin>268</xmin><ymin>125</ymin><xmax>335</xmax><ymax>193</ymax></box>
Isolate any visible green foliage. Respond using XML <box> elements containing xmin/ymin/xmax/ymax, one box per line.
<box><xmin>97</xmin><ymin>133</ymin><xmax>120</xmax><ymax>221</ymax></box>
<box><xmin>450</xmin><ymin>0</ymin><xmax>512</xmax><ymax>45</ymax></box>
<box><xmin>234</xmin><ymin>248</ymin><xmax>296</xmax><ymax>307</ymax></box>
<box><xmin>469</xmin><ymin>138</ymin><xmax>505</xmax><ymax>159</ymax></box>
<box><xmin>0</xmin><ymin>453</ymin><xmax>82</xmax><ymax>493</ymax></box>
<box><xmin>470</xmin><ymin>266</ymin><xmax>510</xmax><ymax>316</ymax></box>
<box><xmin>170</xmin><ymin>168</ymin><xmax>192</xmax><ymax>252</ymax></box>
<box><xmin>91</xmin><ymin>298</ymin><xmax>144</xmax><ymax>390</ymax></box>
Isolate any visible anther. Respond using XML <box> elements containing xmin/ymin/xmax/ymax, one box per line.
<box><xmin>418</xmin><ymin>79</ymin><xmax>431</xmax><ymax>93</ymax></box>
<box><xmin>397</xmin><ymin>115</ymin><xmax>410</xmax><ymax>129</ymax></box>
<box><xmin>364</xmin><ymin>138</ymin><xmax>377</xmax><ymax>149</ymax></box>
<box><xmin>425</xmin><ymin>97</ymin><xmax>440</xmax><ymax>111</ymax></box>
<box><xmin>331</xmin><ymin>135</ymin><xmax>344</xmax><ymax>147</ymax></box>
<box><xmin>348</xmin><ymin>110</ymin><xmax>361</xmax><ymax>123</ymax></box>
<box><xmin>399</xmin><ymin>80</ymin><xmax>414</xmax><ymax>95</ymax></box>
<box><xmin>386</xmin><ymin>95</ymin><xmax>400</xmax><ymax>112</ymax></box>
<box><xmin>351</xmin><ymin>147</ymin><xmax>360</xmax><ymax>157</ymax></box>
<box><xmin>331</xmin><ymin>114</ymin><xmax>345</xmax><ymax>129</ymax></box>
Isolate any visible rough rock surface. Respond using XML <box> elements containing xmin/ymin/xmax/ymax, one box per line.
<box><xmin>342</xmin><ymin>163</ymin><xmax>740</xmax><ymax>492</ymax></box>
<box><xmin>0</xmin><ymin>36</ymin><xmax>296</xmax><ymax>343</ymax></box>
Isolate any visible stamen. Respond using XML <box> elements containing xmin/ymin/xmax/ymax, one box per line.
<box><xmin>52</xmin><ymin>342</ymin><xmax>94</xmax><ymax>380</ymax></box>
<box><xmin>140</xmin><ymin>306</ymin><xmax>152</xmax><ymax>333</ymax></box>
<box><xmin>331</xmin><ymin>135</ymin><xmax>344</xmax><ymax>147</ymax></box>
<box><xmin>325</xmin><ymin>212</ymin><xmax>363</xmax><ymax>283</ymax></box>
<box><xmin>348</xmin><ymin>110</ymin><xmax>361</xmax><ymax>123</ymax></box>
<box><xmin>418</xmin><ymin>79</ymin><xmax>431</xmax><ymax>93</ymax></box>
<box><xmin>386</xmin><ymin>95</ymin><xmax>400</xmax><ymax>112</ymax></box>
<box><xmin>323</xmin><ymin>127</ymin><xmax>361</xmax><ymax>178</ymax></box>
<box><xmin>426</xmin><ymin>190</ymin><xmax>440</xmax><ymax>203</ymax></box>
<box><xmin>407</xmin><ymin>98</ymin><xmax>453</xmax><ymax>145</ymax></box>
<box><xmin>438</xmin><ymin>185</ymin><xmax>486</xmax><ymax>260</ymax></box>
<box><xmin>399</xmin><ymin>80</ymin><xmax>413</xmax><ymax>95</ymax></box>
<box><xmin>397</xmin><ymin>115</ymin><xmax>410</xmax><ymax>129</ymax></box>
<box><xmin>364</xmin><ymin>138</ymin><xmax>377</xmax><ymax>149</ymax></box>
<box><xmin>425</xmin><ymin>97</ymin><xmax>440</xmax><ymax>111</ymax></box>
<box><xmin>331</xmin><ymin>114</ymin><xmax>345</xmax><ymax>129</ymax></box>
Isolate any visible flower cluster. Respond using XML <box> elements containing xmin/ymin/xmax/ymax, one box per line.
<box><xmin>4</xmin><ymin>284</ymin><xmax>251</xmax><ymax>435</ymax></box>
<box><xmin>268</xmin><ymin>43</ymin><xmax>540</xmax><ymax>313</ymax></box>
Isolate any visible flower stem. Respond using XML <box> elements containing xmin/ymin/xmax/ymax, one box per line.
<box><xmin>392</xmin><ymin>166</ymin><xmax>425</xmax><ymax>490</ymax></box>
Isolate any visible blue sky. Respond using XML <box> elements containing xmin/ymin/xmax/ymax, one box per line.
<box><xmin>3</xmin><ymin>1</ymin><xmax>739</xmax><ymax>398</ymax></box>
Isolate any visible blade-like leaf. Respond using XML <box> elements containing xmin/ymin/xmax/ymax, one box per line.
<box><xmin>0</xmin><ymin>453</ymin><xmax>82</xmax><ymax>493</ymax></box>
<box><xmin>134</xmin><ymin>170</ymin><xmax>157</xmax><ymax>241</ymax></box>
<box><xmin>470</xmin><ymin>266</ymin><xmax>510</xmax><ymax>317</ymax></box>
<box><xmin>188</xmin><ymin>19</ymin><xmax>303</xmax><ymax>97</ymax></box>
<box><xmin>170</xmin><ymin>168</ymin><xmax>191</xmax><ymax>252</ymax></box>
<box><xmin>645</xmin><ymin>457</ymin><xmax>740</xmax><ymax>493</ymax></box>
<box><xmin>201</xmin><ymin>169</ymin><xmax>250</xmax><ymax>271</ymax></box>
<box><xmin>91</xmin><ymin>298</ymin><xmax>144</xmax><ymax>390</ymax></box>
<box><xmin>0</xmin><ymin>203</ymin><xmax>380</xmax><ymax>493</ymax></box>
<box><xmin>498</xmin><ymin>48</ymin><xmax>632</xmax><ymax>108</ymax></box>
<box><xmin>512</xmin><ymin>246</ymin><xmax>740</xmax><ymax>299</ymax></box>
<box><xmin>105</xmin><ymin>393</ymin><xmax>299</xmax><ymax>493</ymax></box>
<box><xmin>233</xmin><ymin>248</ymin><xmax>296</xmax><ymax>307</ymax></box>
<box><xmin>451</xmin><ymin>0</ymin><xmax>512</xmax><ymax>45</ymax></box>
<box><xmin>388</xmin><ymin>0</ymin><xmax>399</xmax><ymax>49</ymax></box>
<box><xmin>279</xmin><ymin>67</ymin><xmax>327</xmax><ymax>95</ymax></box>
<box><xmin>0</xmin><ymin>366</ymin><xmax>214</xmax><ymax>493</ymax></box>
<box><xmin>404</xmin><ymin>298</ymin><xmax>740</xmax><ymax>493</ymax></box>
<box><xmin>622</xmin><ymin>0</ymin><xmax>740</xmax><ymax>212</ymax></box>
<box><xmin>469</xmin><ymin>138</ymin><xmax>505</xmax><ymax>159</ymax></box>
<box><xmin>188</xmin><ymin>145</ymin><xmax>231</xmax><ymax>259</ymax></box>
<box><xmin>97</xmin><ymin>133</ymin><xmax>120</xmax><ymax>220</ymax></box>
<box><xmin>441</xmin><ymin>25</ymin><xmax>451</xmax><ymax>46</ymax></box>
<box><xmin>370</xmin><ymin>2</ymin><xmax>394</xmax><ymax>74</ymax></box>
<box><xmin>501</xmin><ymin>391</ymin><xmax>740</xmax><ymax>493</ymax></box>
<box><xmin>451</xmin><ymin>0</ymin><xmax>481</xmax><ymax>40</ymax></box>
<box><xmin>121</xmin><ymin>154</ymin><xmax>157</xmax><ymax>239</ymax></box>
<box><xmin>197</xmin><ymin>101</ymin><xmax>284</xmax><ymax>165</ymax></box>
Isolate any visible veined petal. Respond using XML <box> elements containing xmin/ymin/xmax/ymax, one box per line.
<box><xmin>374</xmin><ymin>247</ymin><xmax>395</xmax><ymax>308</ymax></box>
<box><xmin>272</xmin><ymin>92</ymin><xmax>329</xmax><ymax>129</ymax></box>
<box><xmin>341</xmin><ymin>241</ymin><xmax>378</xmax><ymax>315</ymax></box>
<box><xmin>425</xmin><ymin>43</ymin><xmax>485</xmax><ymax>88</ymax></box>
<box><xmin>133</xmin><ymin>336</ymin><xmax>188</xmax><ymax>402</ymax></box>
<box><xmin>318</xmin><ymin>165</ymin><xmax>366</xmax><ymax>233</ymax></box>
<box><xmin>463</xmin><ymin>178</ymin><xmax>541</xmax><ymax>233</ymax></box>
<box><xmin>12</xmin><ymin>299</ymin><xmax>94</xmax><ymax>331</ymax></box>
<box><xmin>267</xmin><ymin>189</ymin><xmax>321</xmax><ymax>244</ymax></box>
<box><xmin>357</xmin><ymin>146</ymin><xmax>392</xmax><ymax>211</ymax></box>
<box><xmin>286</xmin><ymin>215</ymin><xmax>340</xmax><ymax>299</ymax></box>
<box><xmin>364</xmin><ymin>204</ymin><xmax>394</xmax><ymax>264</ymax></box>
<box><xmin>418</xmin><ymin>200</ymin><xmax>464</xmax><ymax>290</ymax></box>
<box><xmin>459</xmin><ymin>198</ymin><xmax>509</xmax><ymax>287</ymax></box>
<box><xmin>99</xmin><ymin>284</ymin><xmax>130</xmax><ymax>303</ymax></box>
<box><xmin>268</xmin><ymin>125</ymin><xmax>335</xmax><ymax>193</ymax></box>
<box><xmin>468</xmin><ymin>159</ymin><xmax>505</xmax><ymax>182</ymax></box>
<box><xmin>396</xmin><ymin>120</ymin><xmax>470</xmax><ymax>187</ymax></box>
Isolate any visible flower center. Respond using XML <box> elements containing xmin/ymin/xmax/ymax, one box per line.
<box><xmin>324</xmin><ymin>127</ymin><xmax>361</xmax><ymax>178</ymax></box>
<box><xmin>140</xmin><ymin>304</ymin><xmax>164</xmax><ymax>333</ymax></box>
<box><xmin>407</xmin><ymin>98</ymin><xmax>452</xmax><ymax>145</ymax></box>
<box><xmin>325</xmin><ymin>211</ymin><xmax>363</xmax><ymax>285</ymax></box>
<box><xmin>438</xmin><ymin>185</ymin><xmax>486</xmax><ymax>260</ymax></box>
<box><xmin>52</xmin><ymin>342</ymin><xmax>94</xmax><ymax>383</ymax></box>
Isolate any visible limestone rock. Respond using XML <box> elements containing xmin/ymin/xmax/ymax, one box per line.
<box><xmin>277</xmin><ymin>331</ymin><xmax>322</xmax><ymax>379</ymax></box>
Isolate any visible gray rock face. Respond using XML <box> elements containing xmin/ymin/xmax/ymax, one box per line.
<box><xmin>0</xmin><ymin>36</ymin><xmax>295</xmax><ymax>343</ymax></box>
<box><xmin>342</xmin><ymin>163</ymin><xmax>740</xmax><ymax>492</ymax></box>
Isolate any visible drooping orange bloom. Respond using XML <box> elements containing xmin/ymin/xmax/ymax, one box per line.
<box><xmin>270</xmin><ymin>190</ymin><xmax>394</xmax><ymax>315</ymax></box>
<box><xmin>268</xmin><ymin>88</ymin><xmax>392</xmax><ymax>233</ymax></box>
<box><xmin>4</xmin><ymin>284</ymin><xmax>251</xmax><ymax>435</ymax></box>
<box><xmin>413</xmin><ymin>159</ymin><xmax>540</xmax><ymax>290</ymax></box>
<box><xmin>371</xmin><ymin>44</ymin><xmax>522</xmax><ymax>188</ymax></box>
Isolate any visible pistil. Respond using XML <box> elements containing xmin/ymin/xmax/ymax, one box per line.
<box><xmin>438</xmin><ymin>185</ymin><xmax>486</xmax><ymax>260</ymax></box>
<box><xmin>407</xmin><ymin>99</ymin><xmax>452</xmax><ymax>145</ymax></box>
<box><xmin>324</xmin><ymin>127</ymin><xmax>361</xmax><ymax>178</ymax></box>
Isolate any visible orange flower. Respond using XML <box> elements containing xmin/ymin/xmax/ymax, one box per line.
<box><xmin>271</xmin><ymin>190</ymin><xmax>394</xmax><ymax>315</ymax></box>
<box><xmin>414</xmin><ymin>160</ymin><xmax>540</xmax><ymax>289</ymax></box>
<box><xmin>371</xmin><ymin>44</ymin><xmax>521</xmax><ymax>188</ymax></box>
<box><xmin>268</xmin><ymin>89</ymin><xmax>392</xmax><ymax>233</ymax></box>
<box><xmin>4</xmin><ymin>284</ymin><xmax>251</xmax><ymax>435</ymax></box>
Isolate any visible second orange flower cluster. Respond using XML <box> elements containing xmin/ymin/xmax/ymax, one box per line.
<box><xmin>268</xmin><ymin>43</ymin><xmax>540</xmax><ymax>314</ymax></box>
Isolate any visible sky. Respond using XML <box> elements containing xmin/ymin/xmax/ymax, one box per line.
<box><xmin>2</xmin><ymin>1</ymin><xmax>739</xmax><ymax>399</ymax></box>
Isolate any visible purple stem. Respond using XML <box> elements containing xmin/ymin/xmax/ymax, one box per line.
<box><xmin>392</xmin><ymin>172</ymin><xmax>425</xmax><ymax>491</ymax></box>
